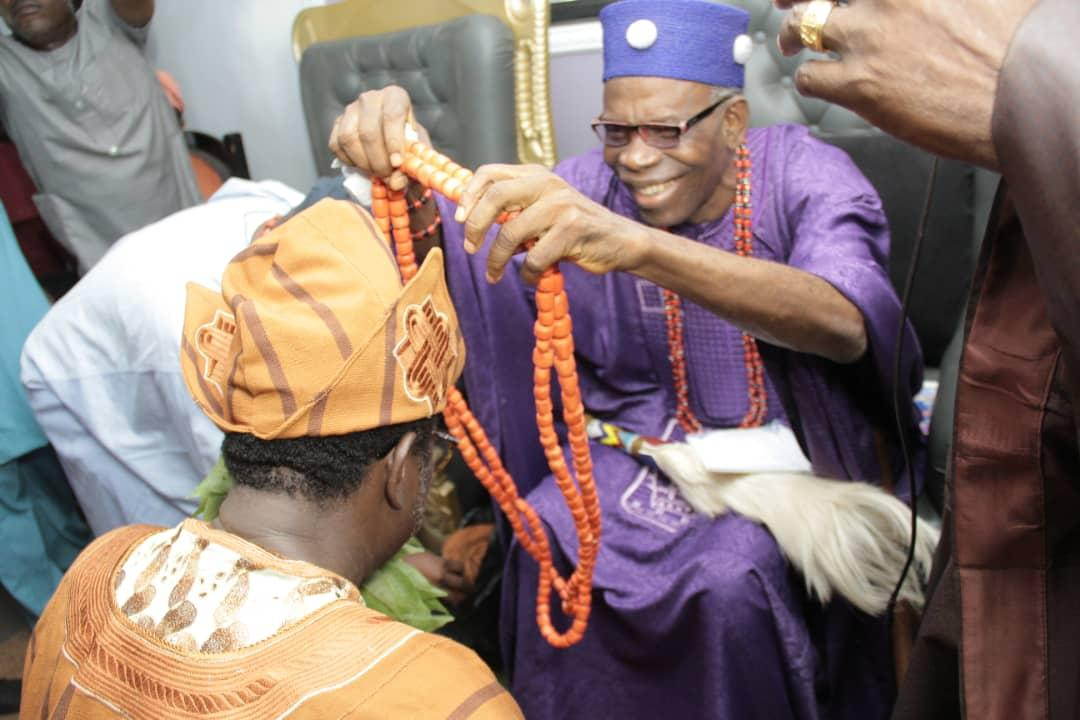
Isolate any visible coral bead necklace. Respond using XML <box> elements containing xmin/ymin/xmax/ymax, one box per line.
<box><xmin>371</xmin><ymin>141</ymin><xmax>600</xmax><ymax>648</ymax></box>
<box><xmin>662</xmin><ymin>144</ymin><xmax>767</xmax><ymax>432</ymax></box>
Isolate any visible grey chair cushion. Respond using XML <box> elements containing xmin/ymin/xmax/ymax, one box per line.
<box><xmin>818</xmin><ymin>131</ymin><xmax>979</xmax><ymax>367</ymax></box>
<box><xmin>299</xmin><ymin>14</ymin><xmax>517</xmax><ymax>177</ymax></box>
<box><xmin>725</xmin><ymin>0</ymin><xmax>867</xmax><ymax>131</ymax></box>
<box><xmin>927</xmin><ymin>320</ymin><xmax>964</xmax><ymax>511</ymax></box>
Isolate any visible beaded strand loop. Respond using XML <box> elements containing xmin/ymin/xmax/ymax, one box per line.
<box><xmin>662</xmin><ymin>144</ymin><xmax>768</xmax><ymax>432</ymax></box>
<box><xmin>370</xmin><ymin>141</ymin><xmax>601</xmax><ymax>648</ymax></box>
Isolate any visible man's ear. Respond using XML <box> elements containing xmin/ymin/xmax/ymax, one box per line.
<box><xmin>724</xmin><ymin>97</ymin><xmax>750</xmax><ymax>150</ymax></box>
<box><xmin>383</xmin><ymin>431</ymin><xmax>418</xmax><ymax>511</ymax></box>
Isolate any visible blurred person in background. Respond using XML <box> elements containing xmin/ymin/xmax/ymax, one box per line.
<box><xmin>0</xmin><ymin>0</ymin><xmax>200</xmax><ymax>273</ymax></box>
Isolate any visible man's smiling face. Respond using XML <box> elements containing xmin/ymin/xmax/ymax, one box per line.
<box><xmin>600</xmin><ymin>76</ymin><xmax>743</xmax><ymax>228</ymax></box>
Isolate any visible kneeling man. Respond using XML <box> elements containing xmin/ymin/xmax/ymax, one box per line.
<box><xmin>21</xmin><ymin>199</ymin><xmax>522</xmax><ymax>719</ymax></box>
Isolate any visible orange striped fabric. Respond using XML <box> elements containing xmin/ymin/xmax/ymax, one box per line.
<box><xmin>179</xmin><ymin>198</ymin><xmax>466</xmax><ymax>439</ymax></box>
<box><xmin>22</xmin><ymin>524</ymin><xmax>523</xmax><ymax>719</ymax></box>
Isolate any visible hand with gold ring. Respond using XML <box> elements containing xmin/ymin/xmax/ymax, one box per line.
<box><xmin>770</xmin><ymin>0</ymin><xmax>1039</xmax><ymax>170</ymax></box>
<box><xmin>798</xmin><ymin>0</ymin><xmax>835</xmax><ymax>53</ymax></box>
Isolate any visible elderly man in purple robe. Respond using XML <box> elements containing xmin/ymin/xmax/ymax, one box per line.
<box><xmin>328</xmin><ymin>1</ymin><xmax>934</xmax><ymax>717</ymax></box>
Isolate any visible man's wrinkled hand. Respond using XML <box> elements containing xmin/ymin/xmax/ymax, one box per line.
<box><xmin>328</xmin><ymin>85</ymin><xmax>432</xmax><ymax>191</ymax></box>
<box><xmin>455</xmin><ymin>164</ymin><xmax>648</xmax><ymax>285</ymax></box>
<box><xmin>401</xmin><ymin>551</ymin><xmax>473</xmax><ymax>596</ymax></box>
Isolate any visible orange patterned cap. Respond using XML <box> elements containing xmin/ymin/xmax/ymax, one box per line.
<box><xmin>180</xmin><ymin>199</ymin><xmax>465</xmax><ymax>439</ymax></box>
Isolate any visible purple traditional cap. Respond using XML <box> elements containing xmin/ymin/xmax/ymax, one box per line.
<box><xmin>600</xmin><ymin>0</ymin><xmax>753</xmax><ymax>88</ymax></box>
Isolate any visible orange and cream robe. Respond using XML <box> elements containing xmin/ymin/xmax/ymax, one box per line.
<box><xmin>22</xmin><ymin>519</ymin><xmax>522</xmax><ymax>719</ymax></box>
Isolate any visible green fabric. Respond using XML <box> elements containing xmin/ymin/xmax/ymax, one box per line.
<box><xmin>0</xmin><ymin>203</ymin><xmax>92</xmax><ymax>618</ymax></box>
<box><xmin>361</xmin><ymin>537</ymin><xmax>453</xmax><ymax>632</ymax></box>
<box><xmin>192</xmin><ymin>458</ymin><xmax>452</xmax><ymax>632</ymax></box>
<box><xmin>0</xmin><ymin>447</ymin><xmax>93</xmax><ymax>619</ymax></box>
<box><xmin>0</xmin><ymin>201</ymin><xmax>50</xmax><ymax>465</ymax></box>
<box><xmin>192</xmin><ymin>456</ymin><xmax>232</xmax><ymax>522</ymax></box>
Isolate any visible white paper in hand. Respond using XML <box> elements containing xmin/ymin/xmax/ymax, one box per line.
<box><xmin>685</xmin><ymin>420</ymin><xmax>812</xmax><ymax>474</ymax></box>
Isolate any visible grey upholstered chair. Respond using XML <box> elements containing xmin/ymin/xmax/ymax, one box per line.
<box><xmin>293</xmin><ymin>0</ymin><xmax>558</xmax><ymax>176</ymax></box>
<box><xmin>298</xmin><ymin>15</ymin><xmax>518</xmax><ymax>179</ymax></box>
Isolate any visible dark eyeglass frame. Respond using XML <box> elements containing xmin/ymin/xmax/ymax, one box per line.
<box><xmin>433</xmin><ymin>429</ymin><xmax>459</xmax><ymax>447</ymax></box>
<box><xmin>591</xmin><ymin>94</ymin><xmax>737</xmax><ymax>149</ymax></box>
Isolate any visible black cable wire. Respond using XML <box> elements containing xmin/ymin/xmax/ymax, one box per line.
<box><xmin>886</xmin><ymin>156</ymin><xmax>940</xmax><ymax>614</ymax></box>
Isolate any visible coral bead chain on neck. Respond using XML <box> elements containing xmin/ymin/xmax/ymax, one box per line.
<box><xmin>370</xmin><ymin>142</ymin><xmax>601</xmax><ymax>648</ymax></box>
<box><xmin>662</xmin><ymin>144</ymin><xmax>767</xmax><ymax>433</ymax></box>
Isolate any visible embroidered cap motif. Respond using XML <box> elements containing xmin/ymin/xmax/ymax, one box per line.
<box><xmin>195</xmin><ymin>310</ymin><xmax>238</xmax><ymax>395</ymax></box>
<box><xmin>393</xmin><ymin>297</ymin><xmax>456</xmax><ymax>413</ymax></box>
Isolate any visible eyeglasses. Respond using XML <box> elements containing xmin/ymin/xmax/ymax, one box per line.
<box><xmin>591</xmin><ymin>95</ymin><xmax>735</xmax><ymax>149</ymax></box>
<box><xmin>429</xmin><ymin>429</ymin><xmax>459</xmax><ymax>473</ymax></box>
<box><xmin>433</xmin><ymin>429</ymin><xmax>459</xmax><ymax>447</ymax></box>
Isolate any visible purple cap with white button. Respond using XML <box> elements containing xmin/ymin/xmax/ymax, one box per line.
<box><xmin>600</xmin><ymin>0</ymin><xmax>753</xmax><ymax>88</ymax></box>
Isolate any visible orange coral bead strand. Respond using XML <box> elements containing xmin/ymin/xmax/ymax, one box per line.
<box><xmin>398</xmin><ymin>143</ymin><xmax>602</xmax><ymax>599</ymax></box>
<box><xmin>372</xmin><ymin>182</ymin><xmax>418</xmax><ymax>279</ymax></box>
<box><xmin>662</xmin><ymin>143</ymin><xmax>767</xmax><ymax>433</ymax></box>
<box><xmin>370</xmin><ymin>142</ymin><xmax>601</xmax><ymax>648</ymax></box>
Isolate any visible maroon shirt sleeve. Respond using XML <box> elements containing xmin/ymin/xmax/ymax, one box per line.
<box><xmin>992</xmin><ymin>0</ymin><xmax>1080</xmax><ymax>428</ymax></box>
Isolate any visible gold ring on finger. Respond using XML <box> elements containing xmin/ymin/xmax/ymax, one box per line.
<box><xmin>799</xmin><ymin>0</ymin><xmax>836</xmax><ymax>54</ymax></box>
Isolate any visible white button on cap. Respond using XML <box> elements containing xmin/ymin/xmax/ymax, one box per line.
<box><xmin>108</xmin><ymin>145</ymin><xmax>119</xmax><ymax>155</ymax></box>
<box><xmin>626</xmin><ymin>19</ymin><xmax>658</xmax><ymax>50</ymax></box>
<box><xmin>733</xmin><ymin>34</ymin><xmax>753</xmax><ymax>65</ymax></box>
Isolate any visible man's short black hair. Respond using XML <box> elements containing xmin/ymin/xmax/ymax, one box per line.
<box><xmin>222</xmin><ymin>417</ymin><xmax>436</xmax><ymax>503</ymax></box>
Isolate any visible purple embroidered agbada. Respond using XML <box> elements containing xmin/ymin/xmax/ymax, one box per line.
<box><xmin>437</xmin><ymin>124</ymin><xmax>924</xmax><ymax>720</ymax></box>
